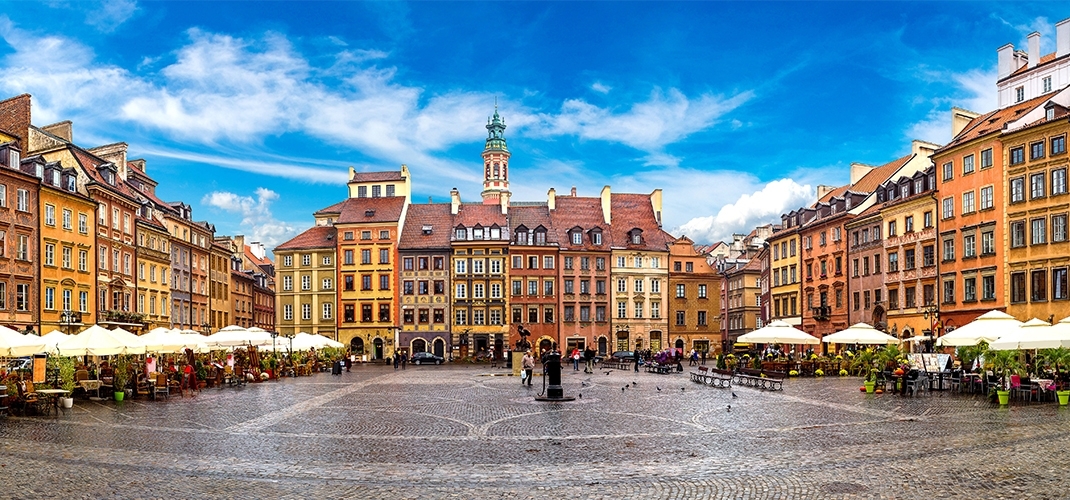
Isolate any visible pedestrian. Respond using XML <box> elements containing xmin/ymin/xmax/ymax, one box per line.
<box><xmin>490</xmin><ymin>350</ymin><xmax>497</xmax><ymax>368</ymax></box>
<box><xmin>522</xmin><ymin>350</ymin><xmax>535</xmax><ymax>386</ymax></box>
<box><xmin>690</xmin><ymin>349</ymin><xmax>698</xmax><ymax>366</ymax></box>
<box><xmin>401</xmin><ymin>353</ymin><xmax>407</xmax><ymax>370</ymax></box>
<box><xmin>701</xmin><ymin>350</ymin><xmax>707</xmax><ymax>366</ymax></box>
<box><xmin>393</xmin><ymin>353</ymin><xmax>399</xmax><ymax>370</ymax></box>
<box><xmin>634</xmin><ymin>351</ymin><xmax>640</xmax><ymax>372</ymax></box>
<box><xmin>571</xmin><ymin>347</ymin><xmax>581</xmax><ymax>371</ymax></box>
<box><xmin>584</xmin><ymin>346</ymin><xmax>596</xmax><ymax>374</ymax></box>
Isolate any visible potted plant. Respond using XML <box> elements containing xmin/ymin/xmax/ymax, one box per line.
<box><xmin>195</xmin><ymin>360</ymin><xmax>208</xmax><ymax>390</ymax></box>
<box><xmin>984</xmin><ymin>347</ymin><xmax>1021</xmax><ymax>406</ymax></box>
<box><xmin>1040</xmin><ymin>347</ymin><xmax>1070</xmax><ymax>405</ymax></box>
<box><xmin>57</xmin><ymin>356</ymin><xmax>76</xmax><ymax>408</ymax></box>
<box><xmin>864</xmin><ymin>368</ymin><xmax>877</xmax><ymax>393</ymax></box>
<box><xmin>112</xmin><ymin>355</ymin><xmax>130</xmax><ymax>402</ymax></box>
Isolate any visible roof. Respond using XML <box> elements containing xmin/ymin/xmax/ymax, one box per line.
<box><xmin>244</xmin><ymin>246</ymin><xmax>273</xmax><ymax>266</ymax></box>
<box><xmin>275</xmin><ymin>226</ymin><xmax>337</xmax><ymax>251</ymax></box>
<box><xmin>852</xmin><ymin>154</ymin><xmax>913</xmax><ymax>194</ymax></box>
<box><xmin>334</xmin><ymin>196</ymin><xmax>407</xmax><ymax>224</ymax></box>
<box><xmin>453</xmin><ymin>203</ymin><xmax>507</xmax><ymax>228</ymax></box>
<box><xmin>1008</xmin><ymin>52</ymin><xmax>1058</xmax><ymax>79</ymax></box>
<box><xmin>510</xmin><ymin>205</ymin><xmax>556</xmax><ymax>243</ymax></box>
<box><xmin>609</xmin><ymin>193</ymin><xmax>673</xmax><ymax>251</ymax></box>
<box><xmin>550</xmin><ymin>196</ymin><xmax>607</xmax><ymax>250</ymax></box>
<box><xmin>941</xmin><ymin>93</ymin><xmax>1053</xmax><ymax>151</ymax></box>
<box><xmin>313</xmin><ymin>199</ymin><xmax>346</xmax><ymax>215</ymax></box>
<box><xmin>399</xmin><ymin>203</ymin><xmax>453</xmax><ymax>250</ymax></box>
<box><xmin>68</xmin><ymin>145</ymin><xmax>139</xmax><ymax>201</ymax></box>
<box><xmin>348</xmin><ymin>171</ymin><xmax>405</xmax><ymax>183</ymax></box>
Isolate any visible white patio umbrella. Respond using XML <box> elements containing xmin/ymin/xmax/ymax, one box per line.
<box><xmin>0</xmin><ymin>325</ymin><xmax>46</xmax><ymax>357</ymax></box>
<box><xmin>737</xmin><ymin>320</ymin><xmax>820</xmax><ymax>345</ymax></box>
<box><xmin>989</xmin><ymin>318</ymin><xmax>1068</xmax><ymax>350</ymax></box>
<box><xmin>936</xmin><ymin>310</ymin><xmax>1023</xmax><ymax>347</ymax></box>
<box><xmin>822</xmin><ymin>323</ymin><xmax>899</xmax><ymax>345</ymax></box>
<box><xmin>38</xmin><ymin>329</ymin><xmax>71</xmax><ymax>352</ymax></box>
<box><xmin>57</xmin><ymin>324</ymin><xmax>144</xmax><ymax>356</ymax></box>
<box><xmin>111</xmin><ymin>327</ymin><xmax>144</xmax><ymax>352</ymax></box>
<box><xmin>140</xmin><ymin>328</ymin><xmax>194</xmax><ymax>353</ymax></box>
<box><xmin>207</xmin><ymin>325</ymin><xmax>273</xmax><ymax>348</ymax></box>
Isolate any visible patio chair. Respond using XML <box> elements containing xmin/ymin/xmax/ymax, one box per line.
<box><xmin>17</xmin><ymin>381</ymin><xmax>45</xmax><ymax>416</ymax></box>
<box><xmin>1010</xmin><ymin>375</ymin><xmax>1034</xmax><ymax>402</ymax></box>
<box><xmin>906</xmin><ymin>372</ymin><xmax>927</xmax><ymax>397</ymax></box>
<box><xmin>135</xmin><ymin>375</ymin><xmax>152</xmax><ymax>399</ymax></box>
<box><xmin>154</xmin><ymin>372</ymin><xmax>169</xmax><ymax>399</ymax></box>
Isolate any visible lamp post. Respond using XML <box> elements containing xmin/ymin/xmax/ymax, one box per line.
<box><xmin>284</xmin><ymin>332</ymin><xmax>295</xmax><ymax>365</ymax></box>
<box><xmin>922</xmin><ymin>304</ymin><xmax>940</xmax><ymax>353</ymax></box>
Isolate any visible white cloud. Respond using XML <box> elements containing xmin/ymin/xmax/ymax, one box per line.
<box><xmin>671</xmin><ymin>178</ymin><xmax>814</xmax><ymax>244</ymax></box>
<box><xmin>202</xmin><ymin>188</ymin><xmax>300</xmax><ymax>249</ymax></box>
<box><xmin>591</xmin><ymin>82</ymin><xmax>611</xmax><ymax>94</ymax></box>
<box><xmin>907</xmin><ymin>68</ymin><xmax>997</xmax><ymax>146</ymax></box>
<box><xmin>89</xmin><ymin>0</ymin><xmax>139</xmax><ymax>33</ymax></box>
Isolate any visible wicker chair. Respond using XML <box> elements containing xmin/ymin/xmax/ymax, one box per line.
<box><xmin>154</xmin><ymin>372</ymin><xmax>170</xmax><ymax>399</ymax></box>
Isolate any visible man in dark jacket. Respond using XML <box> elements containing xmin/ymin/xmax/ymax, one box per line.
<box><xmin>583</xmin><ymin>346</ymin><xmax>597</xmax><ymax>374</ymax></box>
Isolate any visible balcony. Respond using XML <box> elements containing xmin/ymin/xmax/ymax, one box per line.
<box><xmin>811</xmin><ymin>306</ymin><xmax>831</xmax><ymax>321</ymax></box>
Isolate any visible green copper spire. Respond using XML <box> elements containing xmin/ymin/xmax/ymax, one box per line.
<box><xmin>485</xmin><ymin>103</ymin><xmax>508</xmax><ymax>152</ymax></box>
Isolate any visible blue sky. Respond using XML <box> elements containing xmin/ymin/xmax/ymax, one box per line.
<box><xmin>0</xmin><ymin>1</ymin><xmax>1066</xmax><ymax>253</ymax></box>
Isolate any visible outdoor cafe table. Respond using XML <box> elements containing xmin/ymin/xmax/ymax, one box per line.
<box><xmin>78</xmin><ymin>380</ymin><xmax>103</xmax><ymax>400</ymax></box>
<box><xmin>1033</xmin><ymin>378</ymin><xmax>1055</xmax><ymax>402</ymax></box>
<box><xmin>34</xmin><ymin>389</ymin><xmax>69</xmax><ymax>415</ymax></box>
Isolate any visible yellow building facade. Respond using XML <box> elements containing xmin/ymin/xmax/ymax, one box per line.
<box><xmin>767</xmin><ymin>222</ymin><xmax>801</xmax><ymax>326</ymax></box>
<box><xmin>274</xmin><ymin>226</ymin><xmax>337</xmax><ymax>339</ymax></box>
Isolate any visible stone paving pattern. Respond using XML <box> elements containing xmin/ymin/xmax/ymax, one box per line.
<box><xmin>1</xmin><ymin>364</ymin><xmax>1068</xmax><ymax>499</ymax></box>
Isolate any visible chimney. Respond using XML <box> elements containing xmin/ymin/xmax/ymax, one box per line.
<box><xmin>547</xmin><ymin>188</ymin><xmax>556</xmax><ymax>211</ymax></box>
<box><xmin>89</xmin><ymin>143</ymin><xmax>129</xmax><ymax>181</ymax></box>
<box><xmin>570</xmin><ymin>186</ymin><xmax>577</xmax><ymax>196</ymax></box>
<box><xmin>41</xmin><ymin>121</ymin><xmax>72</xmax><ymax>142</ymax></box>
<box><xmin>0</xmin><ymin>94</ymin><xmax>31</xmax><ymax>148</ymax></box>
<box><xmin>816</xmin><ymin>185</ymin><xmax>836</xmax><ymax>200</ymax></box>
<box><xmin>849</xmin><ymin>163</ymin><xmax>873</xmax><ymax>184</ymax></box>
<box><xmin>1058</xmin><ymin>18</ymin><xmax>1070</xmax><ymax>59</ymax></box>
<box><xmin>910</xmin><ymin>140</ymin><xmax>939</xmax><ymax>158</ymax></box>
<box><xmin>951</xmin><ymin>107</ymin><xmax>981</xmax><ymax>138</ymax></box>
<box><xmin>1028</xmin><ymin>31</ymin><xmax>1041</xmax><ymax>69</ymax></box>
<box><xmin>650</xmin><ymin>189</ymin><xmax>663</xmax><ymax>227</ymax></box>
<box><xmin>500</xmin><ymin>191</ymin><xmax>510</xmax><ymax>215</ymax></box>
<box><xmin>997</xmin><ymin>43</ymin><xmax>1015</xmax><ymax>80</ymax></box>
<box><xmin>450</xmin><ymin>188</ymin><xmax>461</xmax><ymax>215</ymax></box>
<box><xmin>600</xmin><ymin>185</ymin><xmax>612</xmax><ymax>225</ymax></box>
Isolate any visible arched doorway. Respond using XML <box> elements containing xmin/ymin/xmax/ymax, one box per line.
<box><xmin>412</xmin><ymin>338</ymin><xmax>427</xmax><ymax>353</ymax></box>
<box><xmin>597</xmin><ymin>336</ymin><xmax>608</xmax><ymax>355</ymax></box>
<box><xmin>649</xmin><ymin>331</ymin><xmax>662</xmax><ymax>351</ymax></box>
<box><xmin>350</xmin><ymin>337</ymin><xmax>365</xmax><ymax>357</ymax></box>
<box><xmin>675</xmin><ymin>338</ymin><xmax>684</xmax><ymax>353</ymax></box>
<box><xmin>373</xmin><ymin>338</ymin><xmax>384</xmax><ymax>360</ymax></box>
<box><xmin>433</xmin><ymin>338</ymin><xmax>445</xmax><ymax>357</ymax></box>
<box><xmin>616</xmin><ymin>331</ymin><xmax>629</xmax><ymax>352</ymax></box>
<box><xmin>538</xmin><ymin>337</ymin><xmax>553</xmax><ymax>355</ymax></box>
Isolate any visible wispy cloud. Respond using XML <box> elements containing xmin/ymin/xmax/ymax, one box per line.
<box><xmin>672</xmin><ymin>178</ymin><xmax>814</xmax><ymax>244</ymax></box>
<box><xmin>202</xmin><ymin>188</ymin><xmax>299</xmax><ymax>249</ymax></box>
<box><xmin>906</xmin><ymin>67</ymin><xmax>997</xmax><ymax>146</ymax></box>
<box><xmin>591</xmin><ymin>82</ymin><xmax>611</xmax><ymax>94</ymax></box>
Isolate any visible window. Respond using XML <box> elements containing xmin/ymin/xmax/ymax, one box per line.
<box><xmin>905</xmin><ymin>215</ymin><xmax>914</xmax><ymax>232</ymax></box>
<box><xmin>981</xmin><ymin>230</ymin><xmax>995</xmax><ymax>255</ymax></box>
<box><xmin>1010</xmin><ymin>146</ymin><xmax>1025</xmax><ymax>165</ymax></box>
<box><xmin>963</xmin><ymin>234</ymin><xmax>976</xmax><ymax>258</ymax></box>
<box><xmin>44</xmin><ymin>243</ymin><xmax>54</xmax><ymax>266</ymax></box>
<box><xmin>904</xmin><ymin>249</ymin><xmax>915</xmax><ymax>270</ymax></box>
<box><xmin>16</xmin><ymin>235</ymin><xmax>27</xmax><ymax>261</ymax></box>
<box><xmin>78</xmin><ymin>213</ymin><xmax>87</xmax><ymax>234</ymax></box>
<box><xmin>942</xmin><ymin>162</ymin><xmax>953</xmax><ymax>181</ymax></box>
<box><xmin>1032</xmin><ymin>270</ymin><xmax>1048</xmax><ymax>302</ymax></box>
<box><xmin>380</xmin><ymin>274</ymin><xmax>391</xmax><ymax>290</ymax></box>
<box><xmin>941</xmin><ymin>197</ymin><xmax>954</xmax><ymax>219</ymax></box>
<box><xmin>1044</xmin><ymin>76</ymin><xmax>1053</xmax><ymax>93</ymax></box>
<box><xmin>887</xmin><ymin>220</ymin><xmax>897</xmax><ymax>236</ymax></box>
<box><xmin>1011</xmin><ymin>221</ymin><xmax>1026</xmax><ymax>247</ymax></box>
<box><xmin>924</xmin><ymin>212</ymin><xmax>933</xmax><ymax>229</ymax></box>
<box><xmin>282</xmin><ymin>255</ymin><xmax>293</xmax><ymax>267</ymax></box>
<box><xmin>1054</xmin><ymin>214</ymin><xmax>1068</xmax><ymax>242</ymax></box>
<box><xmin>618</xmin><ymin>302</ymin><xmax>626</xmax><ymax>319</ymax></box>
<box><xmin>361</xmin><ymin>249</ymin><xmax>371</xmax><ymax>264</ymax></box>
<box><xmin>379</xmin><ymin>248</ymin><xmax>389</xmax><ymax>264</ymax></box>
<box><xmin>1015</xmin><ymin>86</ymin><xmax>1024</xmax><ymax>103</ymax></box>
<box><xmin>1011</xmin><ymin>272</ymin><xmax>1026</xmax><ymax>303</ymax></box>
<box><xmin>676</xmin><ymin>284</ymin><xmax>685</xmax><ymax>298</ymax></box>
<box><xmin>981</xmin><ymin>148</ymin><xmax>993</xmax><ymax>169</ymax></box>
<box><xmin>301</xmin><ymin>254</ymin><xmax>311</xmax><ymax>266</ymax></box>
<box><xmin>888</xmin><ymin>252</ymin><xmax>898</xmax><ymax>272</ymax></box>
<box><xmin>942</xmin><ymin>239</ymin><xmax>954</xmax><ymax>262</ymax></box>
<box><xmin>1032</xmin><ymin>218</ymin><xmax>1047</xmax><ymax>245</ymax></box>
<box><xmin>15</xmin><ymin>189</ymin><xmax>27</xmax><ymax>212</ymax></box>
<box><xmin>455</xmin><ymin>283</ymin><xmax>467</xmax><ymax>298</ymax></box>
<box><xmin>1054</xmin><ymin>268</ymin><xmax>1068</xmax><ymax>300</ymax></box>
<box><xmin>676</xmin><ymin>310</ymin><xmax>686</xmax><ymax>326</ymax></box>
<box><xmin>44</xmin><ymin>204</ymin><xmax>55</xmax><ymax>226</ymax></box>
<box><xmin>596</xmin><ymin>257</ymin><xmax>605</xmax><ymax>270</ymax></box>
<box><xmin>571</xmin><ymin>231</ymin><xmax>582</xmax><ymax>245</ymax></box>
<box><xmin>942</xmin><ymin>280</ymin><xmax>955</xmax><ymax>304</ymax></box>
<box><xmin>362</xmin><ymin>304</ymin><xmax>373</xmax><ymax>322</ymax></box>
<box><xmin>283</xmin><ymin>304</ymin><xmax>293</xmax><ymax>321</ymax></box>
<box><xmin>545</xmin><ymin>280</ymin><xmax>554</xmax><ymax>296</ymax></box>
<box><xmin>962</xmin><ymin>191</ymin><xmax>975</xmax><ymax>214</ymax></box>
<box><xmin>1011</xmin><ymin>177</ymin><xmax>1025</xmax><ymax>202</ymax></box>
<box><xmin>472</xmin><ymin>259</ymin><xmax>485</xmax><ymax>274</ymax></box>
<box><xmin>1054</xmin><ymin>169</ymin><xmax>1068</xmax><ymax>195</ymax></box>
<box><xmin>962</xmin><ymin>154</ymin><xmax>974</xmax><ymax>175</ymax></box>
<box><xmin>361</xmin><ymin>275</ymin><xmax>372</xmax><ymax>290</ymax></box>
<box><xmin>633</xmin><ymin>302</ymin><xmax>643</xmax><ymax>318</ymax></box>
<box><xmin>698</xmin><ymin>284</ymin><xmax>707</xmax><ymax>298</ymax></box>
<box><xmin>1053</xmin><ymin>135</ymin><xmax>1067</xmax><ymax>155</ymax></box>
<box><xmin>1031</xmin><ymin>141</ymin><xmax>1046</xmax><ymax>160</ymax></box>
<box><xmin>380</xmin><ymin>230</ymin><xmax>390</xmax><ymax>240</ymax></box>
<box><xmin>980</xmin><ymin>186</ymin><xmax>994</xmax><ymax>210</ymax></box>
<box><xmin>634</xmin><ymin>279</ymin><xmax>644</xmax><ymax>293</ymax></box>
<box><xmin>62</xmin><ymin>247</ymin><xmax>71</xmax><ymax>269</ymax></box>
<box><xmin>372</xmin><ymin>185</ymin><xmax>381</xmax><ymax>197</ymax></box>
<box><xmin>15</xmin><ymin>284</ymin><xmax>27</xmax><ymax>311</ymax></box>
<box><xmin>322</xmin><ymin>303</ymin><xmax>332</xmax><ymax>320</ymax></box>
<box><xmin>1031</xmin><ymin>172</ymin><xmax>1046</xmax><ymax>199</ymax></box>
<box><xmin>454</xmin><ymin>310</ymin><xmax>467</xmax><ymax>325</ymax></box>
<box><xmin>301</xmin><ymin>275</ymin><xmax>311</xmax><ymax>290</ymax></box>
<box><xmin>634</xmin><ymin>257</ymin><xmax>642</xmax><ymax>268</ymax></box>
<box><xmin>544</xmin><ymin>256</ymin><xmax>554</xmax><ymax>269</ymax></box>
<box><xmin>983</xmin><ymin>275</ymin><xmax>995</xmax><ymax>300</ymax></box>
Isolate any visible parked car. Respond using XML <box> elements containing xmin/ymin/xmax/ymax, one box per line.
<box><xmin>611</xmin><ymin>351</ymin><xmax>635</xmax><ymax>361</ymax></box>
<box><xmin>7</xmin><ymin>357</ymin><xmax>31</xmax><ymax>372</ymax></box>
<box><xmin>411</xmin><ymin>352</ymin><xmax>444</xmax><ymax>365</ymax></box>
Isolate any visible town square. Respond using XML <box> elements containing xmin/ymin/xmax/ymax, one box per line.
<box><xmin>2</xmin><ymin>2</ymin><xmax>1070</xmax><ymax>498</ymax></box>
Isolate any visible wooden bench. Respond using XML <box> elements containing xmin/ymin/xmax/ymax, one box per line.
<box><xmin>690</xmin><ymin>366</ymin><xmax>732</xmax><ymax>388</ymax></box>
<box><xmin>601</xmin><ymin>360</ymin><xmax>631</xmax><ymax>371</ymax></box>
<box><xmin>646</xmin><ymin>362</ymin><xmax>676</xmax><ymax>374</ymax></box>
<box><xmin>732</xmin><ymin>370</ymin><xmax>786</xmax><ymax>391</ymax></box>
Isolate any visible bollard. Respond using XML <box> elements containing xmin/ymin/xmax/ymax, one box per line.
<box><xmin>535</xmin><ymin>352</ymin><xmax>575</xmax><ymax>402</ymax></box>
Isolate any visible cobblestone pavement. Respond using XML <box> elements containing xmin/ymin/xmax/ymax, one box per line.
<box><xmin>1</xmin><ymin>364</ymin><xmax>1068</xmax><ymax>499</ymax></box>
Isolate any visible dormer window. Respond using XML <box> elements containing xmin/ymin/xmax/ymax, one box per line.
<box><xmin>629</xmin><ymin>228</ymin><xmax>643</xmax><ymax>245</ymax></box>
<box><xmin>590</xmin><ymin>229</ymin><xmax>602</xmax><ymax>246</ymax></box>
<box><xmin>571</xmin><ymin>230</ymin><xmax>582</xmax><ymax>245</ymax></box>
<box><xmin>65</xmin><ymin>173</ymin><xmax>76</xmax><ymax>192</ymax></box>
<box><xmin>422</xmin><ymin>225</ymin><xmax>433</xmax><ymax>235</ymax></box>
<box><xmin>473</xmin><ymin>226</ymin><xmax>484</xmax><ymax>240</ymax></box>
<box><xmin>534</xmin><ymin>228</ymin><xmax>546</xmax><ymax>245</ymax></box>
<box><xmin>51</xmin><ymin>169</ymin><xmax>59</xmax><ymax>186</ymax></box>
<box><xmin>845</xmin><ymin>197</ymin><xmax>852</xmax><ymax>209</ymax></box>
<box><xmin>7</xmin><ymin>148</ymin><xmax>18</xmax><ymax>169</ymax></box>
<box><xmin>515</xmin><ymin>225</ymin><xmax>529</xmax><ymax>245</ymax></box>
<box><xmin>34</xmin><ymin>162</ymin><xmax>43</xmax><ymax>179</ymax></box>
<box><xmin>364</xmin><ymin>210</ymin><xmax>375</xmax><ymax>217</ymax></box>
<box><xmin>1048</xmin><ymin>107</ymin><xmax>1056</xmax><ymax>121</ymax></box>
<box><xmin>490</xmin><ymin>225</ymin><xmax>501</xmax><ymax>240</ymax></box>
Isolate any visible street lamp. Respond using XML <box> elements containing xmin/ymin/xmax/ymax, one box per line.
<box><xmin>922</xmin><ymin>304</ymin><xmax>940</xmax><ymax>353</ymax></box>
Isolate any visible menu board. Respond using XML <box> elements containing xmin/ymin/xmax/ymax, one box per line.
<box><xmin>33</xmin><ymin>354</ymin><xmax>47</xmax><ymax>383</ymax></box>
<box><xmin>907</xmin><ymin>353</ymin><xmax>950</xmax><ymax>372</ymax></box>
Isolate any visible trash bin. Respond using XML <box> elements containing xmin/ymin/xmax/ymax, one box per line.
<box><xmin>332</xmin><ymin>361</ymin><xmax>342</xmax><ymax>375</ymax></box>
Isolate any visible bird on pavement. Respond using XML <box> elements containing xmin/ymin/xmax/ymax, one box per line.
<box><xmin>622</xmin><ymin>387</ymin><xmax>626</xmax><ymax>392</ymax></box>
<box><xmin>656</xmin><ymin>386</ymin><xmax>661</xmax><ymax>391</ymax></box>
<box><xmin>727</xmin><ymin>405</ymin><xmax>731</xmax><ymax>412</ymax></box>
<box><xmin>581</xmin><ymin>381</ymin><xmax>590</xmax><ymax>387</ymax></box>
<box><xmin>604</xmin><ymin>371</ymin><xmax>612</xmax><ymax>376</ymax></box>
<box><xmin>631</xmin><ymin>381</ymin><xmax>637</xmax><ymax>386</ymax></box>
<box><xmin>680</xmin><ymin>387</ymin><xmax>685</xmax><ymax>391</ymax></box>
<box><xmin>732</xmin><ymin>392</ymin><xmax>738</xmax><ymax>398</ymax></box>
<box><xmin>578</xmin><ymin>393</ymin><xmax>582</xmax><ymax>399</ymax></box>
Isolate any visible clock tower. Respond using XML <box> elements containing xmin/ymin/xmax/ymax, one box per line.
<box><xmin>480</xmin><ymin>106</ymin><xmax>511</xmax><ymax>205</ymax></box>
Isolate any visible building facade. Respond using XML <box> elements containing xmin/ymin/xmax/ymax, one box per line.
<box><xmin>397</xmin><ymin>203</ymin><xmax>452</xmax><ymax>359</ymax></box>
<box><xmin>668</xmin><ymin>236</ymin><xmax>721</xmax><ymax>354</ymax></box>
<box><xmin>551</xmin><ymin>191</ymin><xmax>611</xmax><ymax>355</ymax></box>
<box><xmin>275</xmin><ymin>226</ymin><xmax>337</xmax><ymax>339</ymax></box>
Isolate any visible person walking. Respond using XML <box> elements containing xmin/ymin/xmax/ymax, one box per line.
<box><xmin>393</xmin><ymin>353</ymin><xmax>399</xmax><ymax>370</ymax></box>
<box><xmin>571</xmin><ymin>347</ymin><xmax>581</xmax><ymax>371</ymax></box>
<box><xmin>701</xmin><ymin>349</ymin><xmax>707</xmax><ymax>366</ymax></box>
<box><xmin>401</xmin><ymin>353</ymin><xmax>407</xmax><ymax>370</ymax></box>
<box><xmin>522</xmin><ymin>350</ymin><xmax>535</xmax><ymax>387</ymax></box>
<box><xmin>584</xmin><ymin>346</ymin><xmax>596</xmax><ymax>374</ymax></box>
<box><xmin>634</xmin><ymin>351</ymin><xmax>640</xmax><ymax>372</ymax></box>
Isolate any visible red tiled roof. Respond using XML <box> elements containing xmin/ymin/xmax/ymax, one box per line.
<box><xmin>1008</xmin><ymin>53</ymin><xmax>1058</xmax><ymax>79</ymax></box>
<box><xmin>509</xmin><ymin>205</ymin><xmax>555</xmax><ymax>243</ymax></box>
<box><xmin>68</xmin><ymin>145</ymin><xmax>139</xmax><ymax>201</ymax></box>
<box><xmin>244</xmin><ymin>246</ymin><xmax>273</xmax><ymax>266</ymax></box>
<box><xmin>454</xmin><ymin>203</ymin><xmax>507</xmax><ymax>228</ymax></box>
<box><xmin>851</xmin><ymin>153</ymin><xmax>913</xmax><ymax>194</ymax></box>
<box><xmin>335</xmin><ymin>196</ymin><xmax>407</xmax><ymax>224</ymax></box>
<box><xmin>941</xmin><ymin>93</ymin><xmax>1053</xmax><ymax>151</ymax></box>
<box><xmin>314</xmin><ymin>199</ymin><xmax>346</xmax><ymax>215</ymax></box>
<box><xmin>275</xmin><ymin>226</ymin><xmax>337</xmax><ymax>251</ymax></box>
<box><xmin>348</xmin><ymin>171</ymin><xmax>405</xmax><ymax>183</ymax></box>
<box><xmin>550</xmin><ymin>196</ymin><xmax>607</xmax><ymax>251</ymax></box>
<box><xmin>399</xmin><ymin>203</ymin><xmax>453</xmax><ymax>250</ymax></box>
<box><xmin>609</xmin><ymin>193</ymin><xmax>672</xmax><ymax>251</ymax></box>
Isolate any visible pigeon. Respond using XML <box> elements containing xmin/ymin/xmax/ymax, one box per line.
<box><xmin>581</xmin><ymin>381</ymin><xmax>590</xmax><ymax>387</ymax></box>
<box><xmin>604</xmin><ymin>371</ymin><xmax>612</xmax><ymax>376</ymax></box>
<box><xmin>578</xmin><ymin>393</ymin><xmax>582</xmax><ymax>399</ymax></box>
<box><xmin>732</xmin><ymin>392</ymin><xmax>738</xmax><ymax>399</ymax></box>
<box><xmin>631</xmin><ymin>381</ymin><xmax>637</xmax><ymax>386</ymax></box>
<box><xmin>656</xmin><ymin>386</ymin><xmax>661</xmax><ymax>391</ymax></box>
<box><xmin>622</xmin><ymin>387</ymin><xmax>626</xmax><ymax>392</ymax></box>
<box><xmin>680</xmin><ymin>387</ymin><xmax>685</xmax><ymax>391</ymax></box>
<box><xmin>726</xmin><ymin>405</ymin><xmax>731</xmax><ymax>412</ymax></box>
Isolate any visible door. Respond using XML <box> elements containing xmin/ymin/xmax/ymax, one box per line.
<box><xmin>433</xmin><ymin>338</ymin><xmax>445</xmax><ymax>357</ymax></box>
<box><xmin>597</xmin><ymin>336</ymin><xmax>607</xmax><ymax>355</ymax></box>
<box><xmin>373</xmin><ymin>338</ymin><xmax>384</xmax><ymax>360</ymax></box>
<box><xmin>350</xmin><ymin>337</ymin><xmax>365</xmax><ymax>357</ymax></box>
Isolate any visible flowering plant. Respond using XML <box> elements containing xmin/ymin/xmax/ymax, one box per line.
<box><xmin>789</xmin><ymin>370</ymin><xmax>799</xmax><ymax>376</ymax></box>
<box><xmin>838</xmin><ymin>369</ymin><xmax>848</xmax><ymax>376</ymax></box>
<box><xmin>814</xmin><ymin>369</ymin><xmax>824</xmax><ymax>376</ymax></box>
